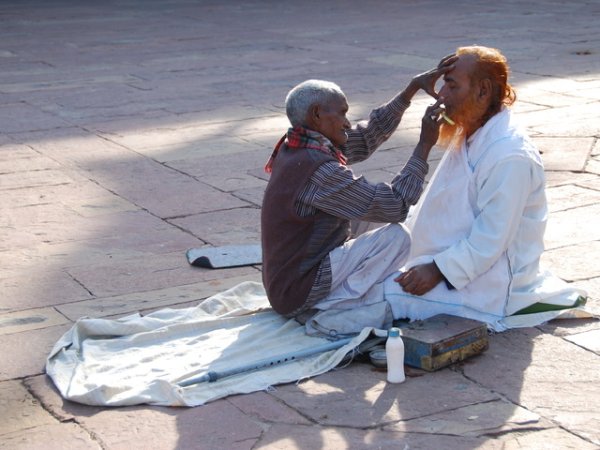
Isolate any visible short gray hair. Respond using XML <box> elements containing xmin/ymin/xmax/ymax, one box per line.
<box><xmin>285</xmin><ymin>79</ymin><xmax>345</xmax><ymax>127</ymax></box>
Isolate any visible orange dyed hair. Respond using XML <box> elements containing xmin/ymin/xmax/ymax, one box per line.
<box><xmin>457</xmin><ymin>46</ymin><xmax>516</xmax><ymax>120</ymax></box>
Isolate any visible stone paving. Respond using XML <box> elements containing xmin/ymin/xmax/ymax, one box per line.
<box><xmin>1</xmin><ymin>0</ymin><xmax>599</xmax><ymax>448</ymax></box>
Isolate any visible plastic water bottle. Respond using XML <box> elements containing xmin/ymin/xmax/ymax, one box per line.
<box><xmin>386</xmin><ymin>327</ymin><xmax>405</xmax><ymax>383</ymax></box>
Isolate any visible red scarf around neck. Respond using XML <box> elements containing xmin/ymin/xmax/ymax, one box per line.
<box><xmin>264</xmin><ymin>126</ymin><xmax>347</xmax><ymax>174</ymax></box>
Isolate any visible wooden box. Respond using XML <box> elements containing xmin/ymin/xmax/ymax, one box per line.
<box><xmin>395</xmin><ymin>314</ymin><xmax>489</xmax><ymax>371</ymax></box>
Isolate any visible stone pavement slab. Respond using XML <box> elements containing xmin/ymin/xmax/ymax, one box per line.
<box><xmin>170</xmin><ymin>208</ymin><xmax>261</xmax><ymax>247</ymax></box>
<box><xmin>0</xmin><ymin>103</ymin><xmax>71</xmax><ymax>133</ymax></box>
<box><xmin>26</xmin><ymin>376</ymin><xmax>264</xmax><ymax>450</ymax></box>
<box><xmin>0</xmin><ymin>307</ymin><xmax>70</xmax><ymax>335</ymax></box>
<box><xmin>463</xmin><ymin>328</ymin><xmax>600</xmax><ymax>446</ymax></box>
<box><xmin>565</xmin><ymin>328</ymin><xmax>600</xmax><ymax>353</ymax></box>
<box><xmin>271</xmin><ymin>364</ymin><xmax>498</xmax><ymax>427</ymax></box>
<box><xmin>541</xmin><ymin>241</ymin><xmax>600</xmax><ymax>283</ymax></box>
<box><xmin>54</xmin><ymin>273</ymin><xmax>262</xmax><ymax>321</ymax></box>
<box><xmin>546</xmin><ymin>183</ymin><xmax>600</xmax><ymax>212</ymax></box>
<box><xmin>544</xmin><ymin>203</ymin><xmax>600</xmax><ymax>250</ymax></box>
<box><xmin>166</xmin><ymin>149</ymin><xmax>269</xmax><ymax>192</ymax></box>
<box><xmin>255</xmin><ymin>423</ymin><xmax>494</xmax><ymax>450</ymax></box>
<box><xmin>0</xmin><ymin>423</ymin><xmax>101</xmax><ymax>450</ymax></box>
<box><xmin>0</xmin><ymin>269</ymin><xmax>93</xmax><ymax>312</ymax></box>
<box><xmin>0</xmin><ymin>380</ymin><xmax>56</xmax><ymax>436</ymax></box>
<box><xmin>0</xmin><ymin>325</ymin><xmax>70</xmax><ymax>381</ymax></box>
<box><xmin>382</xmin><ymin>399</ymin><xmax>553</xmax><ymax>437</ymax></box>
<box><xmin>63</xmin><ymin>251</ymin><xmax>260</xmax><ymax>298</ymax></box>
<box><xmin>0</xmin><ymin>0</ymin><xmax>599</xmax><ymax>448</ymax></box>
<box><xmin>534</xmin><ymin>136</ymin><xmax>594</xmax><ymax>172</ymax></box>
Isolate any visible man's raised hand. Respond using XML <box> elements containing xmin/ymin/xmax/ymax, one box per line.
<box><xmin>412</xmin><ymin>53</ymin><xmax>458</xmax><ymax>99</ymax></box>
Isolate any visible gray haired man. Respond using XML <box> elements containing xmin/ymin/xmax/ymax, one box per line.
<box><xmin>261</xmin><ymin>55</ymin><xmax>456</xmax><ymax>335</ymax></box>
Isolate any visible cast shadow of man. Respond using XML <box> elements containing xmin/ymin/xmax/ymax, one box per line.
<box><xmin>244</xmin><ymin>326</ymin><xmax>537</xmax><ymax>449</ymax></box>
<box><xmin>166</xmin><ymin>316</ymin><xmax>565</xmax><ymax>449</ymax></box>
<box><xmin>253</xmin><ymin>313</ymin><xmax>600</xmax><ymax>448</ymax></box>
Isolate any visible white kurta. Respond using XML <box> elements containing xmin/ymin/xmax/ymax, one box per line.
<box><xmin>385</xmin><ymin>108</ymin><xmax>587</xmax><ymax>331</ymax></box>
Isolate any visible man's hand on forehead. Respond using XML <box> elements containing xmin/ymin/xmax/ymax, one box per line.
<box><xmin>438</xmin><ymin>53</ymin><xmax>458</xmax><ymax>68</ymax></box>
<box><xmin>411</xmin><ymin>53</ymin><xmax>458</xmax><ymax>99</ymax></box>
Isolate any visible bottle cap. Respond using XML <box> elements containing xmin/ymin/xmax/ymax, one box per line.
<box><xmin>388</xmin><ymin>327</ymin><xmax>400</xmax><ymax>337</ymax></box>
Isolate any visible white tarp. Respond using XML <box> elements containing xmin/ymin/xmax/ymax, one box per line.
<box><xmin>46</xmin><ymin>280</ymin><xmax>593</xmax><ymax>407</ymax></box>
<box><xmin>46</xmin><ymin>282</ymin><xmax>371</xmax><ymax>407</ymax></box>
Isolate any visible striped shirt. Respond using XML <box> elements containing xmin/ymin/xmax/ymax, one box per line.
<box><xmin>296</xmin><ymin>94</ymin><xmax>429</xmax><ymax>309</ymax></box>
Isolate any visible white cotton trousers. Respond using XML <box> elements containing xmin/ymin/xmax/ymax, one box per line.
<box><xmin>316</xmin><ymin>223</ymin><xmax>411</xmax><ymax>310</ymax></box>
<box><xmin>303</xmin><ymin>223</ymin><xmax>411</xmax><ymax>337</ymax></box>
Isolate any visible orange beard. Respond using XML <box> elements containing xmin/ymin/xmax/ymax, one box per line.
<box><xmin>438</xmin><ymin>91</ymin><xmax>484</xmax><ymax>150</ymax></box>
<box><xmin>438</xmin><ymin>121</ymin><xmax>464</xmax><ymax>149</ymax></box>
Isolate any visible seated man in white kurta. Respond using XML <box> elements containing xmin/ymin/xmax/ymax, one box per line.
<box><xmin>385</xmin><ymin>46</ymin><xmax>587</xmax><ymax>331</ymax></box>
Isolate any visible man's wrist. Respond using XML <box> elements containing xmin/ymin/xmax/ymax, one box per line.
<box><xmin>432</xmin><ymin>259</ymin><xmax>455</xmax><ymax>290</ymax></box>
<box><xmin>413</xmin><ymin>141</ymin><xmax>433</xmax><ymax>161</ymax></box>
<box><xmin>400</xmin><ymin>79</ymin><xmax>420</xmax><ymax>103</ymax></box>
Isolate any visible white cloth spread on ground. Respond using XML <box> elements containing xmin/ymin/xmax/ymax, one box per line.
<box><xmin>385</xmin><ymin>107</ymin><xmax>589</xmax><ymax>331</ymax></box>
<box><xmin>46</xmin><ymin>282</ymin><xmax>372</xmax><ymax>407</ymax></box>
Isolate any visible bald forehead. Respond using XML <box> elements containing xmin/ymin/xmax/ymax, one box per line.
<box><xmin>444</xmin><ymin>53</ymin><xmax>477</xmax><ymax>82</ymax></box>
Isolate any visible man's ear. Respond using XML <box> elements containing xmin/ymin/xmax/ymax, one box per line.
<box><xmin>478</xmin><ymin>78</ymin><xmax>492</xmax><ymax>101</ymax></box>
<box><xmin>305</xmin><ymin>103</ymin><xmax>321</xmax><ymax>129</ymax></box>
